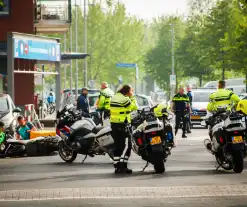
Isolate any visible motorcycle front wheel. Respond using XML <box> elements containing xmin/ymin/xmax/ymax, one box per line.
<box><xmin>232</xmin><ymin>151</ymin><xmax>244</xmax><ymax>173</ymax></box>
<box><xmin>58</xmin><ymin>142</ymin><xmax>77</xmax><ymax>163</ymax></box>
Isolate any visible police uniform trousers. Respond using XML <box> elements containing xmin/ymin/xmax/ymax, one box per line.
<box><xmin>175</xmin><ymin>111</ymin><xmax>187</xmax><ymax>134</ymax></box>
<box><xmin>111</xmin><ymin>123</ymin><xmax>132</xmax><ymax>169</ymax></box>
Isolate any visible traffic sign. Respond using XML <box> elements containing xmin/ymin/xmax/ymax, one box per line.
<box><xmin>170</xmin><ymin>75</ymin><xmax>176</xmax><ymax>86</ymax></box>
<box><xmin>116</xmin><ymin>63</ymin><xmax>136</xmax><ymax>68</ymax></box>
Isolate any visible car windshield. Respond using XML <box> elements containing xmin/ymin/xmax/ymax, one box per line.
<box><xmin>193</xmin><ymin>91</ymin><xmax>213</xmax><ymax>102</ymax></box>
<box><xmin>136</xmin><ymin>96</ymin><xmax>149</xmax><ymax>106</ymax></box>
<box><xmin>0</xmin><ymin>97</ymin><xmax>9</xmax><ymax>111</ymax></box>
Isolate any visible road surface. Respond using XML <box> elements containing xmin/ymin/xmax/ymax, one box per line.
<box><xmin>1</xmin><ymin>128</ymin><xmax>247</xmax><ymax>206</ymax></box>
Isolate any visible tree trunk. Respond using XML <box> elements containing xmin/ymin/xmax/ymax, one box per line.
<box><xmin>246</xmin><ymin>73</ymin><xmax>247</xmax><ymax>93</ymax></box>
<box><xmin>199</xmin><ymin>74</ymin><xmax>203</xmax><ymax>87</ymax></box>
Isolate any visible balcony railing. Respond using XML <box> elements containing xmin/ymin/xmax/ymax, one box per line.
<box><xmin>34</xmin><ymin>0</ymin><xmax>71</xmax><ymax>23</ymax></box>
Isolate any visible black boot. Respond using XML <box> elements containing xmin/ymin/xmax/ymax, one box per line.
<box><xmin>175</xmin><ymin>129</ymin><xmax>178</xmax><ymax>136</ymax></box>
<box><xmin>114</xmin><ymin>162</ymin><xmax>121</xmax><ymax>174</ymax></box>
<box><xmin>182</xmin><ymin>132</ymin><xmax>187</xmax><ymax>138</ymax></box>
<box><xmin>123</xmin><ymin>162</ymin><xmax>133</xmax><ymax>174</ymax></box>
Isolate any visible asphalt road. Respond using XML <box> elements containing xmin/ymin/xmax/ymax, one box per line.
<box><xmin>1</xmin><ymin>128</ymin><xmax>247</xmax><ymax>206</ymax></box>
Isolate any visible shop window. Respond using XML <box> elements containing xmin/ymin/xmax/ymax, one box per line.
<box><xmin>0</xmin><ymin>0</ymin><xmax>10</xmax><ymax>16</ymax></box>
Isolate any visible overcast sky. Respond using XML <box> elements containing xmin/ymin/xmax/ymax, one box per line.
<box><xmin>70</xmin><ymin>0</ymin><xmax>189</xmax><ymax>20</ymax></box>
<box><xmin>118</xmin><ymin>0</ymin><xmax>188</xmax><ymax>20</ymax></box>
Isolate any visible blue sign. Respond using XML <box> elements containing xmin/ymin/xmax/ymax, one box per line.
<box><xmin>13</xmin><ymin>38</ymin><xmax>61</xmax><ymax>62</ymax></box>
<box><xmin>116</xmin><ymin>63</ymin><xmax>136</xmax><ymax>68</ymax></box>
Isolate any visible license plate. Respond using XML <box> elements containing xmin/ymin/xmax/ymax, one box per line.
<box><xmin>149</xmin><ymin>136</ymin><xmax>161</xmax><ymax>145</ymax></box>
<box><xmin>191</xmin><ymin>116</ymin><xmax>201</xmax><ymax>120</ymax></box>
<box><xmin>232</xmin><ymin>136</ymin><xmax>243</xmax><ymax>144</ymax></box>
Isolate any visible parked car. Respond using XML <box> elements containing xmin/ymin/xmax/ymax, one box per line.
<box><xmin>226</xmin><ymin>85</ymin><xmax>246</xmax><ymax>95</ymax></box>
<box><xmin>190</xmin><ymin>88</ymin><xmax>216</xmax><ymax>127</ymax></box>
<box><xmin>240</xmin><ymin>93</ymin><xmax>247</xmax><ymax>100</ymax></box>
<box><xmin>135</xmin><ymin>94</ymin><xmax>154</xmax><ymax>109</ymax></box>
<box><xmin>0</xmin><ymin>94</ymin><xmax>21</xmax><ymax>135</ymax></box>
<box><xmin>63</xmin><ymin>88</ymin><xmax>100</xmax><ymax>95</ymax></box>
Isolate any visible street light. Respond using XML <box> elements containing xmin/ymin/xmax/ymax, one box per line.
<box><xmin>170</xmin><ymin>23</ymin><xmax>175</xmax><ymax>98</ymax></box>
<box><xmin>84</xmin><ymin>0</ymin><xmax>87</xmax><ymax>87</ymax></box>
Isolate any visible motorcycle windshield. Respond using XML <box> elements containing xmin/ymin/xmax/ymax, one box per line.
<box><xmin>59</xmin><ymin>93</ymin><xmax>76</xmax><ymax>112</ymax></box>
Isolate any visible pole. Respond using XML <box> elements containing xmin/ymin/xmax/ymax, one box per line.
<box><xmin>75</xmin><ymin>0</ymin><xmax>78</xmax><ymax>99</ymax></box>
<box><xmin>41</xmin><ymin>64</ymin><xmax>45</xmax><ymax>104</ymax></box>
<box><xmin>222</xmin><ymin>52</ymin><xmax>225</xmax><ymax>80</ymax></box>
<box><xmin>84</xmin><ymin>0</ymin><xmax>87</xmax><ymax>87</ymax></box>
<box><xmin>64</xmin><ymin>32</ymin><xmax>67</xmax><ymax>89</ymax></box>
<box><xmin>69</xmin><ymin>22</ymin><xmax>73</xmax><ymax>92</ymax></box>
<box><xmin>171</xmin><ymin>24</ymin><xmax>175</xmax><ymax>98</ymax></box>
<box><xmin>135</xmin><ymin>64</ymin><xmax>138</xmax><ymax>94</ymax></box>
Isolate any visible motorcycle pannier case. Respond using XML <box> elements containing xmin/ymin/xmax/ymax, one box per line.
<box><xmin>30</xmin><ymin>130</ymin><xmax>56</xmax><ymax>139</ymax></box>
<box><xmin>96</xmin><ymin>127</ymin><xmax>114</xmax><ymax>147</ymax></box>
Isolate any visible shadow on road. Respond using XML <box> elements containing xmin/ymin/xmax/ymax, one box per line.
<box><xmin>0</xmin><ymin>167</ymin><xmax>234</xmax><ymax>185</ymax></box>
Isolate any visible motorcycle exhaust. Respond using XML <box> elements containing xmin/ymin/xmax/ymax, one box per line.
<box><xmin>204</xmin><ymin>139</ymin><xmax>215</xmax><ymax>155</ymax></box>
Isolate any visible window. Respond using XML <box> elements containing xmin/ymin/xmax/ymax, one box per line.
<box><xmin>136</xmin><ymin>96</ymin><xmax>149</xmax><ymax>107</ymax></box>
<box><xmin>0</xmin><ymin>0</ymin><xmax>10</xmax><ymax>16</ymax></box>
<box><xmin>0</xmin><ymin>97</ymin><xmax>9</xmax><ymax>111</ymax></box>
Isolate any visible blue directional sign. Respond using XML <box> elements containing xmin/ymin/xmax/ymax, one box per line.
<box><xmin>13</xmin><ymin>38</ymin><xmax>61</xmax><ymax>62</ymax></box>
<box><xmin>116</xmin><ymin>63</ymin><xmax>136</xmax><ymax>68</ymax></box>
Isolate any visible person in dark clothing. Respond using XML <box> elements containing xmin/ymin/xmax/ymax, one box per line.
<box><xmin>77</xmin><ymin>87</ymin><xmax>90</xmax><ymax>117</ymax></box>
<box><xmin>171</xmin><ymin>85</ymin><xmax>191</xmax><ymax>138</ymax></box>
<box><xmin>186</xmin><ymin>85</ymin><xmax>193</xmax><ymax>133</ymax></box>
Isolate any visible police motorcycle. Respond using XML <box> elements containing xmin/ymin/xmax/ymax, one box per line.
<box><xmin>56</xmin><ymin>95</ymin><xmax>115</xmax><ymax>163</ymax></box>
<box><xmin>0</xmin><ymin>125</ymin><xmax>26</xmax><ymax>158</ymax></box>
<box><xmin>202</xmin><ymin>104</ymin><xmax>246</xmax><ymax>173</ymax></box>
<box><xmin>131</xmin><ymin>106</ymin><xmax>171</xmax><ymax>173</ymax></box>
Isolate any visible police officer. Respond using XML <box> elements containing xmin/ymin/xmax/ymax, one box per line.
<box><xmin>154</xmin><ymin>101</ymin><xmax>175</xmax><ymax>147</ymax></box>
<box><xmin>97</xmin><ymin>82</ymin><xmax>114</xmax><ymax>119</ymax></box>
<box><xmin>207</xmin><ymin>80</ymin><xmax>240</xmax><ymax>112</ymax></box>
<box><xmin>77</xmin><ymin>87</ymin><xmax>90</xmax><ymax>117</ymax></box>
<box><xmin>110</xmin><ymin>85</ymin><xmax>138</xmax><ymax>174</ymax></box>
<box><xmin>171</xmin><ymin>85</ymin><xmax>191</xmax><ymax>138</ymax></box>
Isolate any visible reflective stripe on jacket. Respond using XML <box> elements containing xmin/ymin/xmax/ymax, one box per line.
<box><xmin>207</xmin><ymin>89</ymin><xmax>240</xmax><ymax>112</ymax></box>
<box><xmin>110</xmin><ymin>93</ymin><xmax>138</xmax><ymax>123</ymax></box>
<box><xmin>172</xmin><ymin>93</ymin><xmax>190</xmax><ymax>112</ymax></box>
<box><xmin>98</xmin><ymin>88</ymin><xmax>114</xmax><ymax>110</ymax></box>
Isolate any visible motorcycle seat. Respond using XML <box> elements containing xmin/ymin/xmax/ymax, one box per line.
<box><xmin>92</xmin><ymin>126</ymin><xmax>104</xmax><ymax>134</ymax></box>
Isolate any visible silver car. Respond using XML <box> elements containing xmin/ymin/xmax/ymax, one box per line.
<box><xmin>0</xmin><ymin>94</ymin><xmax>21</xmax><ymax>135</ymax></box>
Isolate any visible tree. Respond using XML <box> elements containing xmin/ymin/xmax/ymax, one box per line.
<box><xmin>144</xmin><ymin>16</ymin><xmax>186</xmax><ymax>91</ymax></box>
<box><xmin>42</xmin><ymin>1</ymin><xmax>147</xmax><ymax>89</ymax></box>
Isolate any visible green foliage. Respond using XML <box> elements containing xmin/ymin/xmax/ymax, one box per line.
<box><xmin>144</xmin><ymin>16</ymin><xmax>186</xmax><ymax>90</ymax></box>
<box><xmin>145</xmin><ymin>0</ymin><xmax>246</xmax><ymax>90</ymax></box>
<box><xmin>42</xmin><ymin>1</ymin><xmax>147</xmax><ymax>88</ymax></box>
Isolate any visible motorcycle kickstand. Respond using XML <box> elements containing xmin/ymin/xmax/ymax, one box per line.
<box><xmin>215</xmin><ymin>165</ymin><xmax>221</xmax><ymax>171</ymax></box>
<box><xmin>82</xmin><ymin>155</ymin><xmax>88</xmax><ymax>164</ymax></box>
<box><xmin>142</xmin><ymin>161</ymin><xmax>149</xmax><ymax>172</ymax></box>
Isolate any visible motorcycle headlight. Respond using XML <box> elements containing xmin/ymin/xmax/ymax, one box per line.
<box><xmin>0</xmin><ymin>144</ymin><xmax>5</xmax><ymax>151</ymax></box>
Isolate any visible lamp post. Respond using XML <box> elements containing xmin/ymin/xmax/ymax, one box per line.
<box><xmin>84</xmin><ymin>0</ymin><xmax>87</xmax><ymax>87</ymax></box>
<box><xmin>170</xmin><ymin>24</ymin><xmax>175</xmax><ymax>98</ymax></box>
